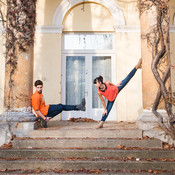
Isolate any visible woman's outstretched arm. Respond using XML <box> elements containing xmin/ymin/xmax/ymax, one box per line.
<box><xmin>98</xmin><ymin>91</ymin><xmax>107</xmax><ymax>115</ymax></box>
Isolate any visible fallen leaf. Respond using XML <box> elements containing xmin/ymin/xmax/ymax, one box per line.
<box><xmin>127</xmin><ymin>156</ymin><xmax>133</xmax><ymax>160</ymax></box>
<box><xmin>153</xmin><ymin>170</ymin><xmax>158</xmax><ymax>174</ymax></box>
<box><xmin>117</xmin><ymin>145</ymin><xmax>123</xmax><ymax>149</ymax></box>
<box><xmin>148</xmin><ymin>169</ymin><xmax>153</xmax><ymax>173</ymax></box>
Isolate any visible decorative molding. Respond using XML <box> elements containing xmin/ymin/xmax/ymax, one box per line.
<box><xmin>140</xmin><ymin>109</ymin><xmax>167</xmax><ymax>114</ymax></box>
<box><xmin>35</xmin><ymin>26</ymin><xmax>63</xmax><ymax>34</ymax></box>
<box><xmin>35</xmin><ymin>25</ymin><xmax>141</xmax><ymax>33</ymax></box>
<box><xmin>1</xmin><ymin>25</ymin><xmax>175</xmax><ymax>34</ymax></box>
<box><xmin>52</xmin><ymin>0</ymin><xmax>125</xmax><ymax>32</ymax></box>
<box><xmin>114</xmin><ymin>25</ymin><xmax>175</xmax><ymax>33</ymax></box>
<box><xmin>170</xmin><ymin>25</ymin><xmax>175</xmax><ymax>33</ymax></box>
<box><xmin>114</xmin><ymin>25</ymin><xmax>140</xmax><ymax>33</ymax></box>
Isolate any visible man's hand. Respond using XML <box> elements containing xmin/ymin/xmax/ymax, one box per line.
<box><xmin>45</xmin><ymin>117</ymin><xmax>52</xmax><ymax>122</ymax></box>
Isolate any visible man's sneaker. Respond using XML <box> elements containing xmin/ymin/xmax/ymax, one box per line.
<box><xmin>36</xmin><ymin>119</ymin><xmax>42</xmax><ymax>128</ymax></box>
<box><xmin>40</xmin><ymin>118</ymin><xmax>47</xmax><ymax>128</ymax></box>
<box><xmin>76</xmin><ymin>98</ymin><xmax>86</xmax><ymax>111</ymax></box>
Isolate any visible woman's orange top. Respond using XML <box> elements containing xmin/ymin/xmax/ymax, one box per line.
<box><xmin>98</xmin><ymin>82</ymin><xmax>119</xmax><ymax>102</ymax></box>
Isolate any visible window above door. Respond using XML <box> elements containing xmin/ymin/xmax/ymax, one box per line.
<box><xmin>63</xmin><ymin>33</ymin><xmax>114</xmax><ymax>52</ymax></box>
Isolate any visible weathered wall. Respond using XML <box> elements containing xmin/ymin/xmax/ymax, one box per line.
<box><xmin>140</xmin><ymin>0</ymin><xmax>175</xmax><ymax>111</ymax></box>
<box><xmin>0</xmin><ymin>32</ymin><xmax>5</xmax><ymax>114</ymax></box>
<box><xmin>140</xmin><ymin>6</ymin><xmax>159</xmax><ymax>110</ymax></box>
<box><xmin>116</xmin><ymin>32</ymin><xmax>142</xmax><ymax>121</ymax></box>
<box><xmin>169</xmin><ymin>0</ymin><xmax>175</xmax><ymax>113</ymax></box>
<box><xmin>0</xmin><ymin>2</ymin><xmax>5</xmax><ymax>114</ymax></box>
<box><xmin>33</xmin><ymin>33</ymin><xmax>62</xmax><ymax>107</ymax></box>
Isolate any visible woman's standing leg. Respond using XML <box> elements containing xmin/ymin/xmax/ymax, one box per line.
<box><xmin>96</xmin><ymin>100</ymin><xmax>115</xmax><ymax>129</ymax></box>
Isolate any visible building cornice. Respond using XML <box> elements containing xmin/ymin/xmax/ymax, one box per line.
<box><xmin>1</xmin><ymin>25</ymin><xmax>175</xmax><ymax>34</ymax></box>
<box><xmin>35</xmin><ymin>25</ymin><xmax>141</xmax><ymax>33</ymax></box>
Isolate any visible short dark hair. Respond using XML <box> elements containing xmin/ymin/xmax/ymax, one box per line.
<box><xmin>34</xmin><ymin>80</ymin><xmax>43</xmax><ymax>87</ymax></box>
<box><xmin>93</xmin><ymin>75</ymin><xmax>103</xmax><ymax>84</ymax></box>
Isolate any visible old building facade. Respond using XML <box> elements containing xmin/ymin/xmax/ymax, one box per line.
<box><xmin>0</xmin><ymin>0</ymin><xmax>175</xmax><ymax>123</ymax></box>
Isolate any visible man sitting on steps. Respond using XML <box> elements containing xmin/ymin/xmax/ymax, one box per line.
<box><xmin>32</xmin><ymin>80</ymin><xmax>86</xmax><ymax>128</ymax></box>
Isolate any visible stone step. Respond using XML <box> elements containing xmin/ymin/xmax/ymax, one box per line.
<box><xmin>0</xmin><ymin>159</ymin><xmax>174</xmax><ymax>171</ymax></box>
<box><xmin>1</xmin><ymin>149</ymin><xmax>175</xmax><ymax>159</ymax></box>
<box><xmin>12</xmin><ymin>138</ymin><xmax>162</xmax><ymax>149</ymax></box>
<box><xmin>29</xmin><ymin>129</ymin><xmax>143</xmax><ymax>139</ymax></box>
<box><xmin>2</xmin><ymin>173</ymin><xmax>173</xmax><ymax>175</ymax></box>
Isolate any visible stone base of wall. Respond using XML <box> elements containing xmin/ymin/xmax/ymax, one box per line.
<box><xmin>0</xmin><ymin>112</ymin><xmax>37</xmax><ymax>146</ymax></box>
<box><xmin>0</xmin><ymin>111</ymin><xmax>37</xmax><ymax>122</ymax></box>
<box><xmin>137</xmin><ymin>110</ymin><xmax>175</xmax><ymax>146</ymax></box>
<box><xmin>0</xmin><ymin>122</ymin><xmax>12</xmax><ymax>146</ymax></box>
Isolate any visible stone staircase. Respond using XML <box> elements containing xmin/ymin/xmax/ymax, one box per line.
<box><xmin>0</xmin><ymin>121</ymin><xmax>175</xmax><ymax>174</ymax></box>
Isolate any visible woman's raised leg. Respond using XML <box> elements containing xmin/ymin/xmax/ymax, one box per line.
<box><xmin>118</xmin><ymin>58</ymin><xmax>142</xmax><ymax>93</ymax></box>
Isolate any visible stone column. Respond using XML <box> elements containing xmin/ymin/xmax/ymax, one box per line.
<box><xmin>0</xmin><ymin>0</ymin><xmax>37</xmax><ymax>123</ymax></box>
<box><xmin>140</xmin><ymin>9</ymin><xmax>159</xmax><ymax>110</ymax></box>
<box><xmin>1</xmin><ymin>46</ymin><xmax>36</xmax><ymax>122</ymax></box>
<box><xmin>0</xmin><ymin>47</ymin><xmax>37</xmax><ymax>138</ymax></box>
<box><xmin>0</xmin><ymin>0</ymin><xmax>37</xmax><ymax>142</ymax></box>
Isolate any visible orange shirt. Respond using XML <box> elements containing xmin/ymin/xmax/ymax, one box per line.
<box><xmin>32</xmin><ymin>91</ymin><xmax>49</xmax><ymax>116</ymax></box>
<box><xmin>98</xmin><ymin>82</ymin><xmax>119</xmax><ymax>102</ymax></box>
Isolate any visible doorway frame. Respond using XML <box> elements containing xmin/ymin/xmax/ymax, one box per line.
<box><xmin>62</xmin><ymin>33</ymin><xmax>117</xmax><ymax>121</ymax></box>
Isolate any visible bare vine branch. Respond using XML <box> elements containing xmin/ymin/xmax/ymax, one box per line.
<box><xmin>0</xmin><ymin>0</ymin><xmax>6</xmax><ymax>26</ymax></box>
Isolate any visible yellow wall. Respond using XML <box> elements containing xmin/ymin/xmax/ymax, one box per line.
<box><xmin>36</xmin><ymin>0</ymin><xmax>62</xmax><ymax>26</ymax></box>
<box><xmin>116</xmin><ymin>32</ymin><xmax>142</xmax><ymax>121</ymax></box>
<box><xmin>33</xmin><ymin>33</ymin><xmax>62</xmax><ymax>106</ymax></box>
<box><xmin>116</xmin><ymin>0</ymin><xmax>140</xmax><ymax>25</ymax></box>
<box><xmin>63</xmin><ymin>2</ymin><xmax>114</xmax><ymax>32</ymax></box>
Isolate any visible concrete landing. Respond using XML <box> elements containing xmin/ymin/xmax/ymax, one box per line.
<box><xmin>11</xmin><ymin>121</ymin><xmax>163</xmax><ymax>149</ymax></box>
<box><xmin>29</xmin><ymin>120</ymin><xmax>143</xmax><ymax>139</ymax></box>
